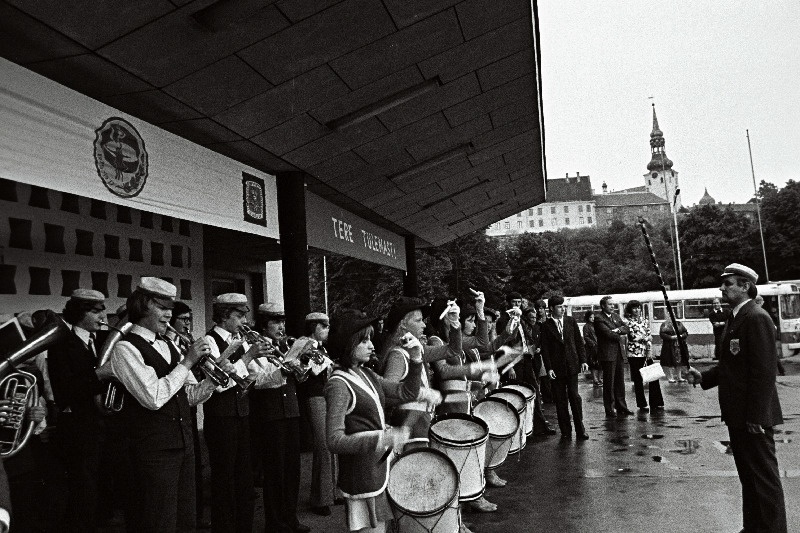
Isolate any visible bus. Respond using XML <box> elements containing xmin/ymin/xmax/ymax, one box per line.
<box><xmin>563</xmin><ymin>282</ymin><xmax>800</xmax><ymax>359</ymax></box>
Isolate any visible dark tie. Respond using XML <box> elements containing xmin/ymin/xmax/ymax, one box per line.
<box><xmin>557</xmin><ymin>320</ymin><xmax>563</xmax><ymax>337</ymax></box>
<box><xmin>88</xmin><ymin>333</ymin><xmax>97</xmax><ymax>360</ymax></box>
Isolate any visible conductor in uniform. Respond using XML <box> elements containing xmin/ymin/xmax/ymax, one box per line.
<box><xmin>687</xmin><ymin>264</ymin><xmax>787</xmax><ymax>533</ymax></box>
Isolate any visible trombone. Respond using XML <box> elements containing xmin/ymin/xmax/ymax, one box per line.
<box><xmin>237</xmin><ymin>326</ymin><xmax>311</xmax><ymax>383</ymax></box>
<box><xmin>166</xmin><ymin>324</ymin><xmax>254</xmax><ymax>394</ymax></box>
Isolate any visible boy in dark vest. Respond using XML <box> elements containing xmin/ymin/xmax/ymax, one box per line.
<box><xmin>109</xmin><ymin>277</ymin><xmax>215</xmax><ymax>533</ymax></box>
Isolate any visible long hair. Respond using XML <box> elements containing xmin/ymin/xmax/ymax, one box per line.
<box><xmin>339</xmin><ymin>325</ymin><xmax>374</xmax><ymax>368</ymax></box>
<box><xmin>378</xmin><ymin>311</ymin><xmax>418</xmax><ymax>373</ymax></box>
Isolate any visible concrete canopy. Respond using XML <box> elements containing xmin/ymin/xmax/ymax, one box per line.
<box><xmin>0</xmin><ymin>0</ymin><xmax>546</xmax><ymax>247</ymax></box>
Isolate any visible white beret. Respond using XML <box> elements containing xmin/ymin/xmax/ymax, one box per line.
<box><xmin>721</xmin><ymin>263</ymin><xmax>758</xmax><ymax>284</ymax></box>
<box><xmin>70</xmin><ymin>289</ymin><xmax>106</xmax><ymax>303</ymax></box>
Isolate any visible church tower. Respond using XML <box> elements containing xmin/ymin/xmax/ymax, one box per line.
<box><xmin>643</xmin><ymin>104</ymin><xmax>680</xmax><ymax>208</ymax></box>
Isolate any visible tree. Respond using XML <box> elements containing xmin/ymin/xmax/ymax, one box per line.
<box><xmin>761</xmin><ymin>180</ymin><xmax>800</xmax><ymax>280</ymax></box>
<box><xmin>757</xmin><ymin>180</ymin><xmax>778</xmax><ymax>200</ymax></box>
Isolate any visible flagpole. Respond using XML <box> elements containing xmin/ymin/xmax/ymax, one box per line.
<box><xmin>746</xmin><ymin>129</ymin><xmax>770</xmax><ymax>282</ymax></box>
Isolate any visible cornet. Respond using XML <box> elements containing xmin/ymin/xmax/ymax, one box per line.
<box><xmin>98</xmin><ymin>321</ymin><xmax>133</xmax><ymax>412</ymax></box>
<box><xmin>167</xmin><ymin>325</ymin><xmax>254</xmax><ymax>394</ymax></box>
<box><xmin>236</xmin><ymin>326</ymin><xmax>310</xmax><ymax>383</ymax></box>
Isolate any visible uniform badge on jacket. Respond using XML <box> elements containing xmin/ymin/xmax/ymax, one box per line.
<box><xmin>730</xmin><ymin>339</ymin><xmax>740</xmax><ymax>355</ymax></box>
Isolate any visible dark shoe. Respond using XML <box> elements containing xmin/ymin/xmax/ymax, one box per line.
<box><xmin>638</xmin><ymin>407</ymin><xmax>650</xmax><ymax>413</ymax></box>
<box><xmin>311</xmin><ymin>505</ymin><xmax>331</xmax><ymax>516</ymax></box>
<box><xmin>605</xmin><ymin>410</ymin><xmax>617</xmax><ymax>417</ymax></box>
<box><xmin>653</xmin><ymin>405</ymin><xmax>665</xmax><ymax>411</ymax></box>
<box><xmin>617</xmin><ymin>408</ymin><xmax>634</xmax><ymax>416</ymax></box>
<box><xmin>560</xmin><ymin>433</ymin><xmax>572</xmax><ymax>440</ymax></box>
<box><xmin>577</xmin><ymin>432</ymin><xmax>590</xmax><ymax>440</ymax></box>
<box><xmin>293</xmin><ymin>524</ymin><xmax>311</xmax><ymax>533</ymax></box>
<box><xmin>533</xmin><ymin>426</ymin><xmax>557</xmax><ymax>436</ymax></box>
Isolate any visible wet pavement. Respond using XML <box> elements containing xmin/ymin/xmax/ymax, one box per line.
<box><xmin>292</xmin><ymin>360</ymin><xmax>800</xmax><ymax>533</ymax></box>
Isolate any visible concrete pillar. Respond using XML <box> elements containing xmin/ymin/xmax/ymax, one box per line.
<box><xmin>403</xmin><ymin>235</ymin><xmax>418</xmax><ymax>297</ymax></box>
<box><xmin>276</xmin><ymin>171</ymin><xmax>310</xmax><ymax>336</ymax></box>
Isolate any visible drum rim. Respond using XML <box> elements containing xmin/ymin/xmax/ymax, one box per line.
<box><xmin>501</xmin><ymin>381</ymin><xmax>536</xmax><ymax>401</ymax></box>
<box><xmin>472</xmin><ymin>397</ymin><xmax>520</xmax><ymax>439</ymax></box>
<box><xmin>429</xmin><ymin>412</ymin><xmax>489</xmax><ymax>448</ymax></box>
<box><xmin>486</xmin><ymin>388</ymin><xmax>527</xmax><ymax>414</ymax></box>
<box><xmin>387</xmin><ymin>447</ymin><xmax>460</xmax><ymax>516</ymax></box>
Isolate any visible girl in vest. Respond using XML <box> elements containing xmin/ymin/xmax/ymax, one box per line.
<box><xmin>325</xmin><ymin>308</ymin><xmax>439</xmax><ymax>533</ymax></box>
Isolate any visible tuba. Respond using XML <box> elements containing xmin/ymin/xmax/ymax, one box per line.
<box><xmin>0</xmin><ymin>310</ymin><xmax>70</xmax><ymax>457</ymax></box>
<box><xmin>97</xmin><ymin>321</ymin><xmax>133</xmax><ymax>412</ymax></box>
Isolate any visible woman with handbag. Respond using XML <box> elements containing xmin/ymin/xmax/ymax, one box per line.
<box><xmin>659</xmin><ymin>318</ymin><xmax>689</xmax><ymax>383</ymax></box>
<box><xmin>624</xmin><ymin>301</ymin><xmax>664</xmax><ymax>412</ymax></box>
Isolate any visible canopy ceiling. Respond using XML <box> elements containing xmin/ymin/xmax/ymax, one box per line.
<box><xmin>0</xmin><ymin>0</ymin><xmax>546</xmax><ymax>246</ymax></box>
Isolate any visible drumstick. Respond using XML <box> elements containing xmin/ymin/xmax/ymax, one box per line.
<box><xmin>439</xmin><ymin>300</ymin><xmax>457</xmax><ymax>321</ymax></box>
<box><xmin>377</xmin><ymin>410</ymin><xmax>424</xmax><ymax>464</ymax></box>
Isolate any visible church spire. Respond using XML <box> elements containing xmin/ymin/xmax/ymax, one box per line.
<box><xmin>647</xmin><ymin>103</ymin><xmax>673</xmax><ymax>171</ymax></box>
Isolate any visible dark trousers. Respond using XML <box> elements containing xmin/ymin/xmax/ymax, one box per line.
<box><xmin>728</xmin><ymin>426</ymin><xmax>787</xmax><ymax>533</ymax></box>
<box><xmin>600</xmin><ymin>354</ymin><xmax>629</xmax><ymax>413</ymax></box>
<box><xmin>191</xmin><ymin>407</ymin><xmax>204</xmax><ymax>523</ymax></box>
<box><xmin>552</xmin><ymin>374</ymin><xmax>584</xmax><ymax>435</ymax></box>
<box><xmin>129</xmin><ymin>445</ymin><xmax>196</xmax><ymax>533</ymax></box>
<box><xmin>529</xmin><ymin>373</ymin><xmax>550</xmax><ymax>432</ymax></box>
<box><xmin>258</xmin><ymin>417</ymin><xmax>301</xmax><ymax>533</ymax></box>
<box><xmin>204</xmin><ymin>415</ymin><xmax>255</xmax><ymax>533</ymax></box>
<box><xmin>628</xmin><ymin>358</ymin><xmax>664</xmax><ymax>408</ymax></box>
<box><xmin>56</xmin><ymin>414</ymin><xmax>100</xmax><ymax>533</ymax></box>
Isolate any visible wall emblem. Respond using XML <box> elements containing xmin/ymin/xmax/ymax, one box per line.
<box><xmin>242</xmin><ymin>173</ymin><xmax>266</xmax><ymax>227</ymax></box>
<box><xmin>94</xmin><ymin>117</ymin><xmax>148</xmax><ymax>198</ymax></box>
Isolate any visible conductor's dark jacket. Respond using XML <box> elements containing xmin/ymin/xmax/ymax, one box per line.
<box><xmin>540</xmin><ymin>316</ymin><xmax>586</xmax><ymax>378</ymax></box>
<box><xmin>701</xmin><ymin>300</ymin><xmax>783</xmax><ymax>429</ymax></box>
<box><xmin>593</xmin><ymin>312</ymin><xmax>629</xmax><ymax>362</ymax></box>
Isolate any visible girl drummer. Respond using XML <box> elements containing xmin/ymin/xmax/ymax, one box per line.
<box><xmin>325</xmin><ymin>309</ymin><xmax>440</xmax><ymax>533</ymax></box>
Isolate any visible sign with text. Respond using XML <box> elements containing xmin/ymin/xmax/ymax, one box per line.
<box><xmin>306</xmin><ymin>193</ymin><xmax>406</xmax><ymax>270</ymax></box>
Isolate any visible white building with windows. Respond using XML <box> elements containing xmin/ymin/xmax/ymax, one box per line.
<box><xmin>486</xmin><ymin>173</ymin><xmax>596</xmax><ymax>236</ymax></box>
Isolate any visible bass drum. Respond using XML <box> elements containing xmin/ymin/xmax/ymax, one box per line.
<box><xmin>501</xmin><ymin>380</ymin><xmax>536</xmax><ymax>437</ymax></box>
<box><xmin>428</xmin><ymin>413</ymin><xmax>488</xmax><ymax>502</ymax></box>
<box><xmin>486</xmin><ymin>388</ymin><xmax>527</xmax><ymax>454</ymax></box>
<box><xmin>387</xmin><ymin>447</ymin><xmax>461</xmax><ymax>533</ymax></box>
<box><xmin>472</xmin><ymin>396</ymin><xmax>520</xmax><ymax>469</ymax></box>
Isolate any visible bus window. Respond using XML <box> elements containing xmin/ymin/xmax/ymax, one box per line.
<box><xmin>780</xmin><ymin>294</ymin><xmax>800</xmax><ymax>319</ymax></box>
<box><xmin>684</xmin><ymin>299</ymin><xmax>715</xmax><ymax>319</ymax></box>
<box><xmin>653</xmin><ymin>301</ymin><xmax>683</xmax><ymax>320</ymax></box>
<box><xmin>571</xmin><ymin>305</ymin><xmax>595</xmax><ymax>319</ymax></box>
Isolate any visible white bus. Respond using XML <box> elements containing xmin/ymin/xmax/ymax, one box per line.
<box><xmin>563</xmin><ymin>282</ymin><xmax>800</xmax><ymax>359</ymax></box>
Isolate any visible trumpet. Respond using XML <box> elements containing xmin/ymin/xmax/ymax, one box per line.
<box><xmin>237</xmin><ymin>326</ymin><xmax>311</xmax><ymax>383</ymax></box>
<box><xmin>98</xmin><ymin>321</ymin><xmax>133</xmax><ymax>412</ymax></box>
<box><xmin>167</xmin><ymin>325</ymin><xmax>254</xmax><ymax>394</ymax></box>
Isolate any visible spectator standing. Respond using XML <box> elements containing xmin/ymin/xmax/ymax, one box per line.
<box><xmin>624</xmin><ymin>301</ymin><xmax>664</xmax><ymax>412</ymax></box>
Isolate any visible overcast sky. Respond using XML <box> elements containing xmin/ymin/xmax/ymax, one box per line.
<box><xmin>537</xmin><ymin>1</ymin><xmax>800</xmax><ymax>205</ymax></box>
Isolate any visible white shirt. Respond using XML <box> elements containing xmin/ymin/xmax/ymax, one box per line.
<box><xmin>204</xmin><ymin>326</ymin><xmax>283</xmax><ymax>390</ymax></box>
<box><xmin>110</xmin><ymin>325</ymin><xmax>212</xmax><ymax>410</ymax></box>
<box><xmin>732</xmin><ymin>299</ymin><xmax>752</xmax><ymax>318</ymax></box>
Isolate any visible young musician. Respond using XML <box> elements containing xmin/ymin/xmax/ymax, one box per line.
<box><xmin>325</xmin><ymin>309</ymin><xmax>423</xmax><ymax>533</ymax></box>
<box><xmin>46</xmin><ymin>289</ymin><xmax>108</xmax><ymax>533</ymax></box>
<box><xmin>107</xmin><ymin>277</ymin><xmax>215</xmax><ymax>533</ymax></box>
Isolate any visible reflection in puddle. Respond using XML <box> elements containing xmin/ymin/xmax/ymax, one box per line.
<box><xmin>608</xmin><ymin>436</ymin><xmax>630</xmax><ymax>445</ymax></box>
<box><xmin>642</xmin><ymin>434</ymin><xmax>664</xmax><ymax>440</ymax></box>
<box><xmin>672</xmin><ymin>439</ymin><xmax>700</xmax><ymax>454</ymax></box>
<box><xmin>776</xmin><ymin>439</ymin><xmax>792</xmax><ymax>444</ymax></box>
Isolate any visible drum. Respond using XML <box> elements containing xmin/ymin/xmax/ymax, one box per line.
<box><xmin>502</xmin><ymin>381</ymin><xmax>536</xmax><ymax>436</ymax></box>
<box><xmin>439</xmin><ymin>391</ymin><xmax>471</xmax><ymax>415</ymax></box>
<box><xmin>428</xmin><ymin>413</ymin><xmax>488</xmax><ymax>502</ymax></box>
<box><xmin>388</xmin><ymin>448</ymin><xmax>461</xmax><ymax>533</ymax></box>
<box><xmin>472</xmin><ymin>397</ymin><xmax>520</xmax><ymax>469</ymax></box>
<box><xmin>487</xmin><ymin>388</ymin><xmax>527</xmax><ymax>454</ymax></box>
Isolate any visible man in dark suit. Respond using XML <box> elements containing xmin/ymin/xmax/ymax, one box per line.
<box><xmin>540</xmin><ymin>296</ymin><xmax>589</xmax><ymax>440</ymax></box>
<box><xmin>594</xmin><ymin>296</ymin><xmax>632</xmax><ymax>417</ymax></box>
<box><xmin>47</xmin><ymin>289</ymin><xmax>108</xmax><ymax>533</ymax></box>
<box><xmin>709</xmin><ymin>298</ymin><xmax>729</xmax><ymax>360</ymax></box>
<box><xmin>687</xmin><ymin>264</ymin><xmax>786</xmax><ymax>533</ymax></box>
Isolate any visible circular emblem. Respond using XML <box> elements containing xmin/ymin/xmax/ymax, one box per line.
<box><xmin>94</xmin><ymin>117</ymin><xmax>148</xmax><ymax>198</ymax></box>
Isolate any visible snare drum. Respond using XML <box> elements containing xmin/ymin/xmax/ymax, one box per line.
<box><xmin>487</xmin><ymin>388</ymin><xmax>527</xmax><ymax>454</ymax></box>
<box><xmin>428</xmin><ymin>413</ymin><xmax>488</xmax><ymax>502</ymax></box>
<box><xmin>388</xmin><ymin>448</ymin><xmax>461</xmax><ymax>533</ymax></box>
<box><xmin>472</xmin><ymin>397</ymin><xmax>520</xmax><ymax>469</ymax></box>
<box><xmin>502</xmin><ymin>381</ymin><xmax>536</xmax><ymax>437</ymax></box>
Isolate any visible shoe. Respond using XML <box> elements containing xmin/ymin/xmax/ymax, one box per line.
<box><xmin>293</xmin><ymin>524</ymin><xmax>311</xmax><ymax>533</ymax></box>
<box><xmin>677</xmin><ymin>378</ymin><xmax>686</xmax><ymax>383</ymax></box>
<box><xmin>653</xmin><ymin>405</ymin><xmax>665</xmax><ymax>411</ymax></box>
<box><xmin>485</xmin><ymin>469</ymin><xmax>507</xmax><ymax>487</ymax></box>
<box><xmin>533</xmin><ymin>426</ymin><xmax>557</xmax><ymax>436</ymax></box>
<box><xmin>467</xmin><ymin>496</ymin><xmax>497</xmax><ymax>513</ymax></box>
<box><xmin>605</xmin><ymin>410</ymin><xmax>617</xmax><ymax>417</ymax></box>
<box><xmin>617</xmin><ymin>408</ymin><xmax>634</xmax><ymax>416</ymax></box>
<box><xmin>577</xmin><ymin>432</ymin><xmax>589</xmax><ymax>440</ymax></box>
<box><xmin>560</xmin><ymin>433</ymin><xmax>573</xmax><ymax>440</ymax></box>
<box><xmin>638</xmin><ymin>407</ymin><xmax>649</xmax><ymax>413</ymax></box>
<box><xmin>311</xmin><ymin>506</ymin><xmax>331</xmax><ymax>516</ymax></box>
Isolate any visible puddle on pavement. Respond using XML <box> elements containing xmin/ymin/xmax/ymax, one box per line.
<box><xmin>666</xmin><ymin>409</ymin><xmax>688</xmax><ymax>416</ymax></box>
<box><xmin>642</xmin><ymin>434</ymin><xmax>664</xmax><ymax>440</ymax></box>
<box><xmin>608</xmin><ymin>436</ymin><xmax>631</xmax><ymax>445</ymax></box>
<box><xmin>616</xmin><ymin>468</ymin><xmax>632</xmax><ymax>474</ymax></box>
<box><xmin>652</xmin><ymin>455</ymin><xmax>667</xmax><ymax>463</ymax></box>
<box><xmin>776</xmin><ymin>438</ymin><xmax>792</xmax><ymax>444</ymax></box>
<box><xmin>612</xmin><ymin>448</ymin><xmax>629</xmax><ymax>453</ymax></box>
<box><xmin>665</xmin><ymin>425</ymin><xmax>684</xmax><ymax>429</ymax></box>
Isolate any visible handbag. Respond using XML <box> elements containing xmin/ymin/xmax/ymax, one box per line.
<box><xmin>639</xmin><ymin>358</ymin><xmax>665</xmax><ymax>384</ymax></box>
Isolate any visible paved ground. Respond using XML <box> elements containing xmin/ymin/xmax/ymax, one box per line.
<box><xmin>291</xmin><ymin>359</ymin><xmax>800</xmax><ymax>533</ymax></box>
